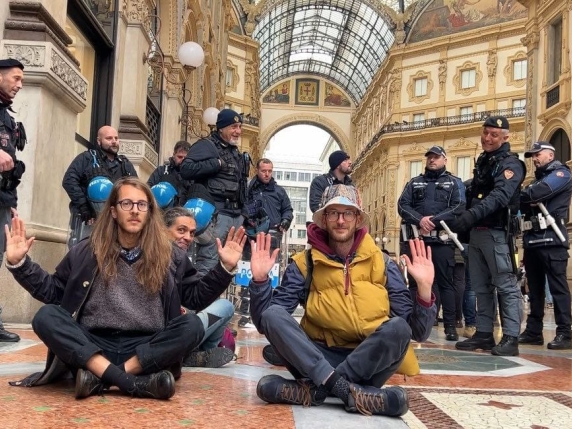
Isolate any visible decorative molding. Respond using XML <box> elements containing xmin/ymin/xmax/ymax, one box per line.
<box><xmin>226</xmin><ymin>59</ymin><xmax>239</xmax><ymax>92</ymax></box>
<box><xmin>50</xmin><ymin>50</ymin><xmax>87</xmax><ymax>101</ymax></box>
<box><xmin>127</xmin><ymin>0</ymin><xmax>151</xmax><ymax>23</ymax></box>
<box><xmin>453</xmin><ymin>61</ymin><xmax>483</xmax><ymax>96</ymax></box>
<box><xmin>504</xmin><ymin>51</ymin><xmax>528</xmax><ymax>88</ymax></box>
<box><xmin>520</xmin><ymin>31</ymin><xmax>540</xmax><ymax>50</ymax></box>
<box><xmin>487</xmin><ymin>49</ymin><xmax>498</xmax><ymax>78</ymax></box>
<box><xmin>4</xmin><ymin>44</ymin><xmax>45</xmax><ymax>67</ymax></box>
<box><xmin>407</xmin><ymin>71</ymin><xmax>433</xmax><ymax>104</ymax></box>
<box><xmin>451</xmin><ymin>136</ymin><xmax>478</xmax><ymax>149</ymax></box>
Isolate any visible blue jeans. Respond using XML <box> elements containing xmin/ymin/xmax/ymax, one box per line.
<box><xmin>195</xmin><ymin>299</ymin><xmax>234</xmax><ymax>350</ymax></box>
<box><xmin>462</xmin><ymin>247</ymin><xmax>476</xmax><ymax>326</ymax></box>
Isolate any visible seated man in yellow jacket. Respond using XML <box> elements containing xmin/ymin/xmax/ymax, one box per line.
<box><xmin>248</xmin><ymin>184</ymin><xmax>436</xmax><ymax>417</ymax></box>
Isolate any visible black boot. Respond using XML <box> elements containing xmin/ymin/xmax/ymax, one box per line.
<box><xmin>547</xmin><ymin>334</ymin><xmax>572</xmax><ymax>350</ymax></box>
<box><xmin>455</xmin><ymin>331</ymin><xmax>495</xmax><ymax>351</ymax></box>
<box><xmin>131</xmin><ymin>370</ymin><xmax>176</xmax><ymax>400</ymax></box>
<box><xmin>518</xmin><ymin>331</ymin><xmax>544</xmax><ymax>345</ymax></box>
<box><xmin>0</xmin><ymin>329</ymin><xmax>20</xmax><ymax>342</ymax></box>
<box><xmin>445</xmin><ymin>325</ymin><xmax>459</xmax><ymax>341</ymax></box>
<box><xmin>262</xmin><ymin>345</ymin><xmax>286</xmax><ymax>366</ymax></box>
<box><xmin>491</xmin><ymin>335</ymin><xmax>519</xmax><ymax>356</ymax></box>
<box><xmin>75</xmin><ymin>369</ymin><xmax>106</xmax><ymax>399</ymax></box>
<box><xmin>345</xmin><ymin>384</ymin><xmax>409</xmax><ymax>417</ymax></box>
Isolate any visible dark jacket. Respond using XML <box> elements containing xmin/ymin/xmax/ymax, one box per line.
<box><xmin>521</xmin><ymin>160</ymin><xmax>572</xmax><ymax>248</ymax></box>
<box><xmin>398</xmin><ymin>168</ymin><xmax>465</xmax><ymax>241</ymax></box>
<box><xmin>7</xmin><ymin>239</ymin><xmax>234</xmax><ymax>386</ymax></box>
<box><xmin>147</xmin><ymin>158</ymin><xmax>192</xmax><ymax>206</ymax></box>
<box><xmin>246</xmin><ymin>177</ymin><xmax>293</xmax><ymax>228</ymax></box>
<box><xmin>467</xmin><ymin>142</ymin><xmax>526</xmax><ymax>227</ymax></box>
<box><xmin>180</xmin><ymin>132</ymin><xmax>247</xmax><ymax>216</ymax></box>
<box><xmin>0</xmin><ymin>102</ymin><xmax>24</xmax><ymax>208</ymax></box>
<box><xmin>309</xmin><ymin>171</ymin><xmax>353</xmax><ymax>213</ymax></box>
<box><xmin>248</xmin><ymin>223</ymin><xmax>436</xmax><ymax>344</ymax></box>
<box><xmin>62</xmin><ymin>149</ymin><xmax>138</xmax><ymax>213</ymax></box>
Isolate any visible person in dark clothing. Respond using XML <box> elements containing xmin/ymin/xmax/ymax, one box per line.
<box><xmin>5</xmin><ymin>178</ymin><xmax>245</xmax><ymax>399</ymax></box>
<box><xmin>309</xmin><ymin>150</ymin><xmax>353</xmax><ymax>213</ymax></box>
<box><xmin>180</xmin><ymin>108</ymin><xmax>249</xmax><ymax>277</ymax></box>
<box><xmin>518</xmin><ymin>142</ymin><xmax>572</xmax><ymax>350</ymax></box>
<box><xmin>63</xmin><ymin>126</ymin><xmax>138</xmax><ymax>247</ymax></box>
<box><xmin>398</xmin><ymin>145</ymin><xmax>465</xmax><ymax>341</ymax></box>
<box><xmin>452</xmin><ymin>116</ymin><xmax>526</xmax><ymax>356</ymax></box>
<box><xmin>147</xmin><ymin>141</ymin><xmax>192</xmax><ymax>207</ymax></box>
<box><xmin>0</xmin><ymin>58</ymin><xmax>27</xmax><ymax>343</ymax></box>
<box><xmin>248</xmin><ymin>184</ymin><xmax>436</xmax><ymax>417</ymax></box>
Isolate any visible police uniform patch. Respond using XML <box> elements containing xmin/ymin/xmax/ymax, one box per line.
<box><xmin>556</xmin><ymin>171</ymin><xmax>564</xmax><ymax>177</ymax></box>
<box><xmin>504</xmin><ymin>169</ymin><xmax>514</xmax><ymax>179</ymax></box>
<box><xmin>0</xmin><ymin>132</ymin><xmax>9</xmax><ymax>147</ymax></box>
<box><xmin>497</xmin><ymin>119</ymin><xmax>503</xmax><ymax>127</ymax></box>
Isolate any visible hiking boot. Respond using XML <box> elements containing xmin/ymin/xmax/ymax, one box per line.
<box><xmin>262</xmin><ymin>345</ymin><xmax>286</xmax><ymax>366</ymax></box>
<box><xmin>256</xmin><ymin>375</ymin><xmax>327</xmax><ymax>407</ymax></box>
<box><xmin>345</xmin><ymin>384</ymin><xmax>409</xmax><ymax>417</ymax></box>
<box><xmin>518</xmin><ymin>331</ymin><xmax>544</xmax><ymax>345</ymax></box>
<box><xmin>131</xmin><ymin>370</ymin><xmax>175</xmax><ymax>400</ymax></box>
<box><xmin>445</xmin><ymin>325</ymin><xmax>459</xmax><ymax>341</ymax></box>
<box><xmin>547</xmin><ymin>334</ymin><xmax>572</xmax><ymax>350</ymax></box>
<box><xmin>75</xmin><ymin>369</ymin><xmax>105</xmax><ymax>399</ymax></box>
<box><xmin>463</xmin><ymin>326</ymin><xmax>476</xmax><ymax>338</ymax></box>
<box><xmin>455</xmin><ymin>331</ymin><xmax>495</xmax><ymax>351</ymax></box>
<box><xmin>491</xmin><ymin>335</ymin><xmax>519</xmax><ymax>356</ymax></box>
<box><xmin>183</xmin><ymin>347</ymin><xmax>235</xmax><ymax>368</ymax></box>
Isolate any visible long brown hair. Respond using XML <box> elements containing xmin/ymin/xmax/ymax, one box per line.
<box><xmin>90</xmin><ymin>177</ymin><xmax>173</xmax><ymax>294</ymax></box>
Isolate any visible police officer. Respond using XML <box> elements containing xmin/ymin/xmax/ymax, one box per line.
<box><xmin>309</xmin><ymin>150</ymin><xmax>353</xmax><ymax>213</ymax></box>
<box><xmin>0</xmin><ymin>58</ymin><xmax>27</xmax><ymax>342</ymax></box>
<box><xmin>62</xmin><ymin>125</ymin><xmax>138</xmax><ymax>247</ymax></box>
<box><xmin>453</xmin><ymin>116</ymin><xmax>526</xmax><ymax>356</ymax></box>
<box><xmin>180</xmin><ymin>109</ymin><xmax>249</xmax><ymax>277</ymax></box>
<box><xmin>518</xmin><ymin>142</ymin><xmax>572</xmax><ymax>350</ymax></box>
<box><xmin>147</xmin><ymin>140</ymin><xmax>192</xmax><ymax>207</ymax></box>
<box><xmin>398</xmin><ymin>146</ymin><xmax>465</xmax><ymax>341</ymax></box>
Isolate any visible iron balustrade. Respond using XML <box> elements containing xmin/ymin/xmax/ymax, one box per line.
<box><xmin>546</xmin><ymin>85</ymin><xmax>560</xmax><ymax>109</ymax></box>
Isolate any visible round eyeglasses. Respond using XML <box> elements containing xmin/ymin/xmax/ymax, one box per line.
<box><xmin>324</xmin><ymin>210</ymin><xmax>357</xmax><ymax>222</ymax></box>
<box><xmin>117</xmin><ymin>199</ymin><xmax>150</xmax><ymax>212</ymax></box>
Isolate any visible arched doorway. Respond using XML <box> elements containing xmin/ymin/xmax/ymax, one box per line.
<box><xmin>549</xmin><ymin>128</ymin><xmax>571</xmax><ymax>162</ymax></box>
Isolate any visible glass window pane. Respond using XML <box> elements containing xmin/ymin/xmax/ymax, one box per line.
<box><xmin>410</xmin><ymin>161</ymin><xmax>422</xmax><ymax>178</ymax></box>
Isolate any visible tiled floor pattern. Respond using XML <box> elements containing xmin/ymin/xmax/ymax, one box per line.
<box><xmin>0</xmin><ymin>311</ymin><xmax>571</xmax><ymax>428</ymax></box>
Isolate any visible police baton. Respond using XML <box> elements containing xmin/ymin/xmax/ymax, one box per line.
<box><xmin>537</xmin><ymin>202</ymin><xmax>566</xmax><ymax>242</ymax></box>
<box><xmin>439</xmin><ymin>221</ymin><xmax>464</xmax><ymax>251</ymax></box>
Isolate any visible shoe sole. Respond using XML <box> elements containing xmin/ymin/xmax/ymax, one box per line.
<box><xmin>491</xmin><ymin>349</ymin><xmax>519</xmax><ymax>356</ymax></box>
<box><xmin>518</xmin><ymin>340</ymin><xmax>544</xmax><ymax>345</ymax></box>
<box><xmin>184</xmin><ymin>348</ymin><xmax>235</xmax><ymax>368</ymax></box>
<box><xmin>0</xmin><ymin>338</ymin><xmax>21</xmax><ymax>342</ymax></box>
<box><xmin>75</xmin><ymin>369</ymin><xmax>97</xmax><ymax>400</ymax></box>
<box><xmin>547</xmin><ymin>344</ymin><xmax>572</xmax><ymax>350</ymax></box>
<box><xmin>455</xmin><ymin>343</ymin><xmax>494</xmax><ymax>351</ymax></box>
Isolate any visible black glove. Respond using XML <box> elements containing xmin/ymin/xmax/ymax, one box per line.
<box><xmin>78</xmin><ymin>204</ymin><xmax>94</xmax><ymax>223</ymax></box>
<box><xmin>449</xmin><ymin>211</ymin><xmax>476</xmax><ymax>233</ymax></box>
<box><xmin>280</xmin><ymin>219</ymin><xmax>291</xmax><ymax>231</ymax></box>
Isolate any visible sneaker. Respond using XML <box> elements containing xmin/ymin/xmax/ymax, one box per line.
<box><xmin>445</xmin><ymin>325</ymin><xmax>459</xmax><ymax>341</ymax></box>
<box><xmin>463</xmin><ymin>326</ymin><xmax>476</xmax><ymax>338</ymax></box>
<box><xmin>132</xmin><ymin>370</ymin><xmax>175</xmax><ymax>400</ymax></box>
<box><xmin>518</xmin><ymin>331</ymin><xmax>544</xmax><ymax>345</ymax></box>
<box><xmin>183</xmin><ymin>347</ymin><xmax>235</xmax><ymax>368</ymax></box>
<box><xmin>455</xmin><ymin>331</ymin><xmax>495</xmax><ymax>351</ymax></box>
<box><xmin>75</xmin><ymin>369</ymin><xmax>106</xmax><ymax>399</ymax></box>
<box><xmin>491</xmin><ymin>335</ymin><xmax>519</xmax><ymax>356</ymax></box>
<box><xmin>547</xmin><ymin>334</ymin><xmax>572</xmax><ymax>350</ymax></box>
<box><xmin>345</xmin><ymin>384</ymin><xmax>409</xmax><ymax>417</ymax></box>
<box><xmin>256</xmin><ymin>375</ymin><xmax>327</xmax><ymax>407</ymax></box>
<box><xmin>262</xmin><ymin>345</ymin><xmax>286</xmax><ymax>366</ymax></box>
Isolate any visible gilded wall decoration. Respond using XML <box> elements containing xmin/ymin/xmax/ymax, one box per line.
<box><xmin>295</xmin><ymin>78</ymin><xmax>320</xmax><ymax>106</ymax></box>
<box><xmin>324</xmin><ymin>83</ymin><xmax>351</xmax><ymax>107</ymax></box>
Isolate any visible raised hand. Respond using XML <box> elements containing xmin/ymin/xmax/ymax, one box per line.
<box><xmin>216</xmin><ymin>226</ymin><xmax>247</xmax><ymax>272</ymax></box>
<box><xmin>5</xmin><ymin>217</ymin><xmax>35</xmax><ymax>265</ymax></box>
<box><xmin>400</xmin><ymin>238</ymin><xmax>434</xmax><ymax>302</ymax></box>
<box><xmin>250</xmin><ymin>232</ymin><xmax>280</xmax><ymax>282</ymax></box>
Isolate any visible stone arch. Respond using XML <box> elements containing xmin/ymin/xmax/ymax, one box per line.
<box><xmin>538</xmin><ymin>118</ymin><xmax>572</xmax><ymax>144</ymax></box>
<box><xmin>259</xmin><ymin>113</ymin><xmax>351</xmax><ymax>155</ymax></box>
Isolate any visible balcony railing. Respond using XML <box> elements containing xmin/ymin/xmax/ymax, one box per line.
<box><xmin>355</xmin><ymin>107</ymin><xmax>526</xmax><ymax>167</ymax></box>
<box><xmin>546</xmin><ymin>85</ymin><xmax>560</xmax><ymax>109</ymax></box>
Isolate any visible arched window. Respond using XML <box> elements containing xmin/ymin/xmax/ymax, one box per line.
<box><xmin>549</xmin><ymin>128</ymin><xmax>571</xmax><ymax>163</ymax></box>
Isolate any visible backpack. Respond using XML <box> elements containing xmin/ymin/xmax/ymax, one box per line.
<box><xmin>298</xmin><ymin>248</ymin><xmax>420</xmax><ymax>377</ymax></box>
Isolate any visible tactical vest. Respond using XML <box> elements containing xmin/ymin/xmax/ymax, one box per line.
<box><xmin>84</xmin><ymin>149</ymin><xmax>132</xmax><ymax>185</ymax></box>
<box><xmin>469</xmin><ymin>150</ymin><xmax>523</xmax><ymax>227</ymax></box>
<box><xmin>205</xmin><ymin>136</ymin><xmax>244</xmax><ymax>203</ymax></box>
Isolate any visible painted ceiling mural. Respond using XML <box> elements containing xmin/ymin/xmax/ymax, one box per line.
<box><xmin>408</xmin><ymin>0</ymin><xmax>527</xmax><ymax>43</ymax></box>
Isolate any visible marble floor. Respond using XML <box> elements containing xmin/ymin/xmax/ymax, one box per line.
<box><xmin>0</xmin><ymin>309</ymin><xmax>571</xmax><ymax>429</ymax></box>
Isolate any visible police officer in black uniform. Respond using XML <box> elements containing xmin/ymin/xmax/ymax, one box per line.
<box><xmin>147</xmin><ymin>140</ymin><xmax>192</xmax><ymax>207</ymax></box>
<box><xmin>518</xmin><ymin>142</ymin><xmax>572</xmax><ymax>350</ymax></box>
<box><xmin>0</xmin><ymin>58</ymin><xmax>27</xmax><ymax>342</ymax></box>
<box><xmin>454</xmin><ymin>116</ymin><xmax>526</xmax><ymax>356</ymax></box>
<box><xmin>398</xmin><ymin>146</ymin><xmax>465</xmax><ymax>341</ymax></box>
<box><xmin>180</xmin><ymin>109</ymin><xmax>248</xmax><ymax>277</ymax></box>
<box><xmin>62</xmin><ymin>125</ymin><xmax>138</xmax><ymax>247</ymax></box>
<box><xmin>309</xmin><ymin>150</ymin><xmax>353</xmax><ymax>213</ymax></box>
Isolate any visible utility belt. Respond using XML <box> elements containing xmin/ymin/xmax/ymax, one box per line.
<box><xmin>400</xmin><ymin>224</ymin><xmax>453</xmax><ymax>244</ymax></box>
<box><xmin>224</xmin><ymin>199</ymin><xmax>240</xmax><ymax>209</ymax></box>
<box><xmin>522</xmin><ymin>214</ymin><xmax>564</xmax><ymax>232</ymax></box>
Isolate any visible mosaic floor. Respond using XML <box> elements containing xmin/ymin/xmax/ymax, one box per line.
<box><xmin>0</xmin><ymin>308</ymin><xmax>571</xmax><ymax>429</ymax></box>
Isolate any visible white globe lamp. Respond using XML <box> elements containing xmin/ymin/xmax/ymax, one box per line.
<box><xmin>203</xmin><ymin>107</ymin><xmax>220</xmax><ymax>126</ymax></box>
<box><xmin>178</xmin><ymin>42</ymin><xmax>204</xmax><ymax>68</ymax></box>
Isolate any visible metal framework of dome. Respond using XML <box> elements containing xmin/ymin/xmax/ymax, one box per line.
<box><xmin>253</xmin><ymin>0</ymin><xmax>417</xmax><ymax>103</ymax></box>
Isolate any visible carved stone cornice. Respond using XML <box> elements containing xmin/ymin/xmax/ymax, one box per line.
<box><xmin>5</xmin><ymin>1</ymin><xmax>78</xmax><ymax>66</ymax></box>
<box><xmin>520</xmin><ymin>31</ymin><xmax>540</xmax><ymax>50</ymax></box>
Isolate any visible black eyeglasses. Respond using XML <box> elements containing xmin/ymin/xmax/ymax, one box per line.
<box><xmin>117</xmin><ymin>199</ymin><xmax>150</xmax><ymax>212</ymax></box>
<box><xmin>324</xmin><ymin>210</ymin><xmax>358</xmax><ymax>222</ymax></box>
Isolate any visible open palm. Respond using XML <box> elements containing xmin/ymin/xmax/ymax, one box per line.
<box><xmin>5</xmin><ymin>218</ymin><xmax>35</xmax><ymax>265</ymax></box>
<box><xmin>250</xmin><ymin>232</ymin><xmax>280</xmax><ymax>282</ymax></box>
<box><xmin>216</xmin><ymin>226</ymin><xmax>247</xmax><ymax>272</ymax></box>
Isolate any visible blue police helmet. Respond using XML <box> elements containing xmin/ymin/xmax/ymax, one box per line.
<box><xmin>87</xmin><ymin>176</ymin><xmax>113</xmax><ymax>215</ymax></box>
<box><xmin>151</xmin><ymin>182</ymin><xmax>178</xmax><ymax>209</ymax></box>
<box><xmin>184</xmin><ymin>198</ymin><xmax>216</xmax><ymax>234</ymax></box>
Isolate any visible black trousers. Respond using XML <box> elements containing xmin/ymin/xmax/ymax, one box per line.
<box><xmin>32</xmin><ymin>305</ymin><xmax>203</xmax><ymax>374</ymax></box>
<box><xmin>259</xmin><ymin>305</ymin><xmax>410</xmax><ymax>388</ymax></box>
<box><xmin>523</xmin><ymin>247</ymin><xmax>571</xmax><ymax>338</ymax></box>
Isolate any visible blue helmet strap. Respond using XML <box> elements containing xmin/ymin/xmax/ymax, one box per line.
<box><xmin>90</xmin><ymin>149</ymin><xmax>101</xmax><ymax>168</ymax></box>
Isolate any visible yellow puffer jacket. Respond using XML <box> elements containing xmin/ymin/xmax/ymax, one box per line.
<box><xmin>293</xmin><ymin>234</ymin><xmax>419</xmax><ymax>376</ymax></box>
